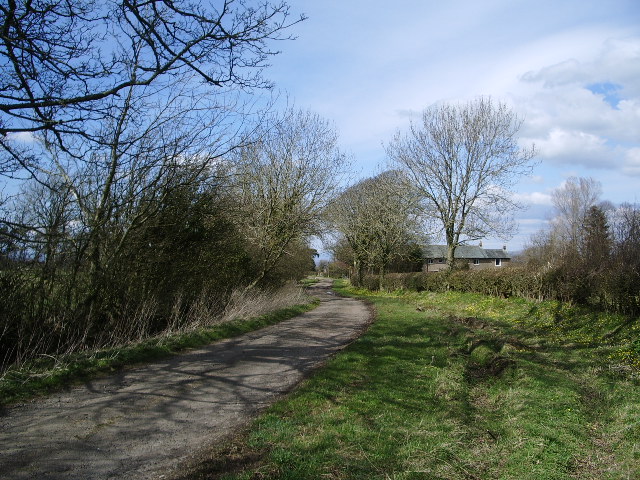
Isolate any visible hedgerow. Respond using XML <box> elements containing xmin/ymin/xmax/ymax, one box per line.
<box><xmin>362</xmin><ymin>264</ymin><xmax>640</xmax><ymax>316</ymax></box>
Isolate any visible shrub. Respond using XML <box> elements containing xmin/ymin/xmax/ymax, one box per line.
<box><xmin>360</xmin><ymin>264</ymin><xmax>639</xmax><ymax>317</ymax></box>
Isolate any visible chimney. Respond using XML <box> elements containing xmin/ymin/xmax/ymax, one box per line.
<box><xmin>503</xmin><ymin>244</ymin><xmax>507</xmax><ymax>251</ymax></box>
<box><xmin>479</xmin><ymin>241</ymin><xmax>483</xmax><ymax>248</ymax></box>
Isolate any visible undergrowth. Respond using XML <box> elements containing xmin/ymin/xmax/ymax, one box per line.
<box><xmin>0</xmin><ymin>283</ymin><xmax>319</xmax><ymax>407</ymax></box>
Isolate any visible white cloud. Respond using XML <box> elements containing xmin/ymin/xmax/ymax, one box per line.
<box><xmin>518</xmin><ymin>86</ymin><xmax>640</xmax><ymax>145</ymax></box>
<box><xmin>521</xmin><ymin>59</ymin><xmax>589</xmax><ymax>88</ymax></box>
<box><xmin>623</xmin><ymin>148</ymin><xmax>640</xmax><ymax>176</ymax></box>
<box><xmin>527</xmin><ymin>128</ymin><xmax>615</xmax><ymax>168</ymax></box>
<box><xmin>520</xmin><ymin>37</ymin><xmax>640</xmax><ymax>90</ymax></box>
<box><xmin>269</xmin><ymin>0</ymin><xmax>640</xmax><ymax>219</ymax></box>
<box><xmin>513</xmin><ymin>191</ymin><xmax>553</xmax><ymax>206</ymax></box>
<box><xmin>511</xmin><ymin>35</ymin><xmax>640</xmax><ymax>172</ymax></box>
<box><xmin>6</xmin><ymin>131</ymin><xmax>37</xmax><ymax>144</ymax></box>
<box><xmin>519</xmin><ymin>218</ymin><xmax>551</xmax><ymax>225</ymax></box>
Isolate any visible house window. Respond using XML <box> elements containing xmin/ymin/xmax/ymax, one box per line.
<box><xmin>473</xmin><ymin>259</ymin><xmax>480</xmax><ymax>265</ymax></box>
<box><xmin>438</xmin><ymin>258</ymin><xmax>445</xmax><ymax>263</ymax></box>
<box><xmin>427</xmin><ymin>259</ymin><xmax>433</xmax><ymax>264</ymax></box>
<box><xmin>495</xmin><ymin>258</ymin><xmax>502</xmax><ymax>266</ymax></box>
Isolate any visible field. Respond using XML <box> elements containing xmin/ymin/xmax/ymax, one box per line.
<box><xmin>176</xmin><ymin>281</ymin><xmax>640</xmax><ymax>480</ymax></box>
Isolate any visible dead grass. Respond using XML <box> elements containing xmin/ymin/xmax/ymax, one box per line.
<box><xmin>0</xmin><ymin>280</ymin><xmax>316</xmax><ymax>406</ymax></box>
<box><xmin>220</xmin><ymin>282</ymin><xmax>312</xmax><ymax>325</ymax></box>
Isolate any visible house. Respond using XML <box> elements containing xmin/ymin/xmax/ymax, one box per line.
<box><xmin>422</xmin><ymin>244</ymin><xmax>510</xmax><ymax>272</ymax></box>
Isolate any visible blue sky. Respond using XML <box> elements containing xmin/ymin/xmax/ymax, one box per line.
<box><xmin>266</xmin><ymin>0</ymin><xmax>640</xmax><ymax>252</ymax></box>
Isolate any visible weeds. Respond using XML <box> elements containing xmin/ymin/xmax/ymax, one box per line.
<box><xmin>0</xmin><ymin>281</ymin><xmax>318</xmax><ymax>407</ymax></box>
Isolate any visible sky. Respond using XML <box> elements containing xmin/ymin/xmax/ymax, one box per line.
<box><xmin>265</xmin><ymin>0</ymin><xmax>640</xmax><ymax>253</ymax></box>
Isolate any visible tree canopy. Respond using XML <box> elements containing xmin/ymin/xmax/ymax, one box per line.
<box><xmin>329</xmin><ymin>171</ymin><xmax>423</xmax><ymax>286</ymax></box>
<box><xmin>231</xmin><ymin>108</ymin><xmax>348</xmax><ymax>288</ymax></box>
<box><xmin>0</xmin><ymin>0</ymin><xmax>304</xmax><ymax>176</ymax></box>
<box><xmin>386</xmin><ymin>97</ymin><xmax>536</xmax><ymax>267</ymax></box>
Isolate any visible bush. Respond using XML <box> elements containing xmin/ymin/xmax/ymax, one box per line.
<box><xmin>360</xmin><ymin>264</ymin><xmax>639</xmax><ymax>317</ymax></box>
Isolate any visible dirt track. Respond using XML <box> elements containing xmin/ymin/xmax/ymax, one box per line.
<box><xmin>0</xmin><ymin>279</ymin><xmax>370</xmax><ymax>479</ymax></box>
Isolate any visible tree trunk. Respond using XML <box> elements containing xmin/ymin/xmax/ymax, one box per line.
<box><xmin>446</xmin><ymin>243</ymin><xmax>456</xmax><ymax>269</ymax></box>
<box><xmin>378</xmin><ymin>264</ymin><xmax>385</xmax><ymax>291</ymax></box>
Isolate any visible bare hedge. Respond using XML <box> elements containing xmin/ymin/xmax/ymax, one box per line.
<box><xmin>362</xmin><ymin>265</ymin><xmax>640</xmax><ymax>316</ymax></box>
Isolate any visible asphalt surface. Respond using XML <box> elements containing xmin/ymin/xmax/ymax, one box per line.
<box><xmin>0</xmin><ymin>278</ymin><xmax>371</xmax><ymax>479</ymax></box>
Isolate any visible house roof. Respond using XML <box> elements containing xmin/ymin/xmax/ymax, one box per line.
<box><xmin>423</xmin><ymin>245</ymin><xmax>510</xmax><ymax>260</ymax></box>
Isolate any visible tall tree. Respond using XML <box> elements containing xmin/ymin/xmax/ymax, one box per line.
<box><xmin>231</xmin><ymin>108</ymin><xmax>348</xmax><ymax>288</ymax></box>
<box><xmin>612</xmin><ymin>203</ymin><xmax>640</xmax><ymax>264</ymax></box>
<box><xmin>550</xmin><ymin>176</ymin><xmax>602</xmax><ymax>255</ymax></box>
<box><xmin>1</xmin><ymin>0</ymin><xmax>304</xmax><ymax>177</ymax></box>
<box><xmin>386</xmin><ymin>97</ymin><xmax>535</xmax><ymax>267</ymax></box>
<box><xmin>521</xmin><ymin>176</ymin><xmax>603</xmax><ymax>267</ymax></box>
<box><xmin>610</xmin><ymin>203</ymin><xmax>640</xmax><ymax>313</ymax></box>
<box><xmin>0</xmin><ymin>0</ymin><xmax>307</xmax><ymax>365</ymax></box>
<box><xmin>1</xmin><ymin>0</ymin><xmax>305</xmax><ymax>315</ymax></box>
<box><xmin>329</xmin><ymin>171</ymin><xmax>423</xmax><ymax>287</ymax></box>
<box><xmin>581</xmin><ymin>204</ymin><xmax>611</xmax><ymax>267</ymax></box>
<box><xmin>3</xmin><ymin>74</ymin><xmax>244</xmax><ymax>318</ymax></box>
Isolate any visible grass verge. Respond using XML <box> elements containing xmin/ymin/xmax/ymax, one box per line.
<box><xmin>173</xmin><ymin>280</ymin><xmax>640</xmax><ymax>480</ymax></box>
<box><xmin>0</xmin><ymin>300</ymin><xmax>319</xmax><ymax>408</ymax></box>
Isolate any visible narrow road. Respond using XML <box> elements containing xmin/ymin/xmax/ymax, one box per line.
<box><xmin>0</xmin><ymin>279</ymin><xmax>370</xmax><ymax>479</ymax></box>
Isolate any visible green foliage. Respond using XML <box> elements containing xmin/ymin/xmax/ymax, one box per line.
<box><xmin>178</xmin><ymin>285</ymin><xmax>640</xmax><ymax>480</ymax></box>
<box><xmin>117</xmin><ymin>187</ymin><xmax>253</xmax><ymax>312</ymax></box>
<box><xmin>362</xmin><ymin>262</ymin><xmax>640</xmax><ymax>316</ymax></box>
<box><xmin>518</xmin><ymin>200</ymin><xmax>640</xmax><ymax>316</ymax></box>
<box><xmin>259</xmin><ymin>241</ymin><xmax>319</xmax><ymax>288</ymax></box>
<box><xmin>0</xmin><ymin>181</ymin><xmax>321</xmax><ymax>371</ymax></box>
<box><xmin>360</xmin><ymin>267</ymin><xmax>640</xmax><ymax>372</ymax></box>
<box><xmin>0</xmin><ymin>188</ymin><xmax>244</xmax><ymax>368</ymax></box>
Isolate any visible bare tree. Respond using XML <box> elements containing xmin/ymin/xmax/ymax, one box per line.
<box><xmin>329</xmin><ymin>171</ymin><xmax>423</xmax><ymax>287</ymax></box>
<box><xmin>1</xmin><ymin>0</ymin><xmax>304</xmax><ymax>176</ymax></box>
<box><xmin>0</xmin><ymin>71</ymin><xmax>263</xmax><ymax>341</ymax></box>
<box><xmin>520</xmin><ymin>176</ymin><xmax>603</xmax><ymax>266</ymax></box>
<box><xmin>0</xmin><ymin>1</ymin><xmax>309</xmax><ymax>365</ymax></box>
<box><xmin>231</xmin><ymin>108</ymin><xmax>348</xmax><ymax>288</ymax></box>
<box><xmin>1</xmin><ymin>0</ymin><xmax>305</xmax><ymax>291</ymax></box>
<box><xmin>610</xmin><ymin>202</ymin><xmax>640</xmax><ymax>285</ymax></box>
<box><xmin>386</xmin><ymin>97</ymin><xmax>536</xmax><ymax>267</ymax></box>
<box><xmin>550</xmin><ymin>176</ymin><xmax>602</xmax><ymax>254</ymax></box>
<box><xmin>612</xmin><ymin>203</ymin><xmax>640</xmax><ymax>256</ymax></box>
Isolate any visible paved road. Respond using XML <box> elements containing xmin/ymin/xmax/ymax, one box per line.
<box><xmin>0</xmin><ymin>279</ymin><xmax>370</xmax><ymax>479</ymax></box>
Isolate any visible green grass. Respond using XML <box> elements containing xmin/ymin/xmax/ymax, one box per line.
<box><xmin>0</xmin><ymin>301</ymin><xmax>319</xmax><ymax>408</ymax></box>
<box><xmin>175</xmin><ymin>281</ymin><xmax>640</xmax><ymax>480</ymax></box>
<box><xmin>298</xmin><ymin>276</ymin><xmax>322</xmax><ymax>287</ymax></box>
